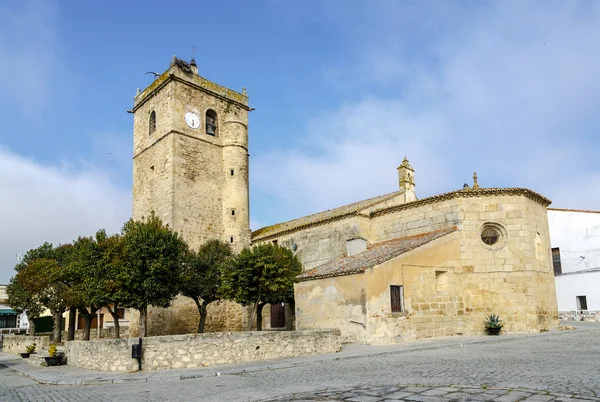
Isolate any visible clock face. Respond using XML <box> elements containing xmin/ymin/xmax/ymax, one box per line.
<box><xmin>185</xmin><ymin>112</ymin><xmax>200</xmax><ymax>129</ymax></box>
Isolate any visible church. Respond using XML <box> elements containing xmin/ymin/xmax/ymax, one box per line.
<box><xmin>128</xmin><ymin>56</ymin><xmax>559</xmax><ymax>343</ymax></box>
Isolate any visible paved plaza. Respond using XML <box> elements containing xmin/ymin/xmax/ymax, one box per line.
<box><xmin>0</xmin><ymin>323</ymin><xmax>598</xmax><ymax>401</ymax></box>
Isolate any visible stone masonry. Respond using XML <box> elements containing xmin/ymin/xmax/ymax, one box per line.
<box><xmin>130</xmin><ymin>57</ymin><xmax>251</xmax><ymax>336</ymax></box>
<box><xmin>65</xmin><ymin>329</ymin><xmax>341</xmax><ymax>372</ymax></box>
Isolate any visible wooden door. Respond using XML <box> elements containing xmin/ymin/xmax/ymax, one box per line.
<box><xmin>270</xmin><ymin>303</ymin><xmax>285</xmax><ymax>328</ymax></box>
<box><xmin>77</xmin><ymin>313</ymin><xmax>104</xmax><ymax>329</ymax></box>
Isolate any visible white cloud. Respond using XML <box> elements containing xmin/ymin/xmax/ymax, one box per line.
<box><xmin>0</xmin><ymin>147</ymin><xmax>131</xmax><ymax>283</ymax></box>
<box><xmin>252</xmin><ymin>1</ymin><xmax>600</xmax><ymax>225</ymax></box>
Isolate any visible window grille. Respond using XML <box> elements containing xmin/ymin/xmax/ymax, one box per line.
<box><xmin>576</xmin><ymin>296</ymin><xmax>588</xmax><ymax>311</ymax></box>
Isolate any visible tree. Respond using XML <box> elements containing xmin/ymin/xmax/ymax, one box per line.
<box><xmin>121</xmin><ymin>212</ymin><xmax>187</xmax><ymax>337</ymax></box>
<box><xmin>180</xmin><ymin>240</ymin><xmax>233</xmax><ymax>333</ymax></box>
<box><xmin>6</xmin><ymin>275</ymin><xmax>44</xmax><ymax>335</ymax></box>
<box><xmin>67</xmin><ymin>236</ymin><xmax>103</xmax><ymax>341</ymax></box>
<box><xmin>16</xmin><ymin>258</ymin><xmax>69</xmax><ymax>342</ymax></box>
<box><xmin>220</xmin><ymin>243</ymin><xmax>302</xmax><ymax>331</ymax></box>
<box><xmin>10</xmin><ymin>243</ymin><xmax>71</xmax><ymax>341</ymax></box>
<box><xmin>95</xmin><ymin>230</ymin><xmax>129</xmax><ymax>338</ymax></box>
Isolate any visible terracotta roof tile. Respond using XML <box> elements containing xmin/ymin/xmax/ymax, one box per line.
<box><xmin>297</xmin><ymin>227</ymin><xmax>458</xmax><ymax>282</ymax></box>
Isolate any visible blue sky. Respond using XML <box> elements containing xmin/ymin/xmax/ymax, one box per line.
<box><xmin>1</xmin><ymin>0</ymin><xmax>600</xmax><ymax>282</ymax></box>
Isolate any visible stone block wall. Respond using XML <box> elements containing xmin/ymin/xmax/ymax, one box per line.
<box><xmin>36</xmin><ymin>327</ymin><xmax>130</xmax><ymax>341</ymax></box>
<box><xmin>65</xmin><ymin>329</ymin><xmax>341</xmax><ymax>372</ymax></box>
<box><xmin>128</xmin><ymin>298</ymin><xmax>251</xmax><ymax>337</ymax></box>
<box><xmin>559</xmin><ymin>310</ymin><xmax>600</xmax><ymax>322</ymax></box>
<box><xmin>2</xmin><ymin>335</ymin><xmax>50</xmax><ymax>354</ymax></box>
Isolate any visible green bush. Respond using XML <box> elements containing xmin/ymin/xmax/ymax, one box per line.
<box><xmin>48</xmin><ymin>344</ymin><xmax>57</xmax><ymax>357</ymax></box>
<box><xmin>484</xmin><ymin>313</ymin><xmax>503</xmax><ymax>329</ymax></box>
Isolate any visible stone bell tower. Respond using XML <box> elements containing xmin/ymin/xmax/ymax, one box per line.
<box><xmin>131</xmin><ymin>56</ymin><xmax>251</xmax><ymax>252</ymax></box>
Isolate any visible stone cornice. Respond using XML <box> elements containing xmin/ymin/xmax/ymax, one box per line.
<box><xmin>252</xmin><ymin>211</ymin><xmax>358</xmax><ymax>242</ymax></box>
<box><xmin>370</xmin><ymin>188</ymin><xmax>552</xmax><ymax>218</ymax></box>
<box><xmin>132</xmin><ymin>71</ymin><xmax>249</xmax><ymax>113</ymax></box>
<box><xmin>252</xmin><ymin>187</ymin><xmax>551</xmax><ymax>242</ymax></box>
<box><xmin>133</xmin><ymin>130</ymin><xmax>248</xmax><ymax>160</ymax></box>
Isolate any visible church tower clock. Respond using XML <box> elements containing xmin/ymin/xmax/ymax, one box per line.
<box><xmin>131</xmin><ymin>56</ymin><xmax>251</xmax><ymax>252</ymax></box>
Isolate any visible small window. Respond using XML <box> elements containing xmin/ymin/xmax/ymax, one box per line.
<box><xmin>231</xmin><ymin>209</ymin><xmax>236</xmax><ymax>216</ymax></box>
<box><xmin>117</xmin><ymin>308</ymin><xmax>125</xmax><ymax>319</ymax></box>
<box><xmin>206</xmin><ymin>109</ymin><xmax>217</xmax><ymax>136</ymax></box>
<box><xmin>552</xmin><ymin>248</ymin><xmax>562</xmax><ymax>275</ymax></box>
<box><xmin>481</xmin><ymin>226</ymin><xmax>500</xmax><ymax>245</ymax></box>
<box><xmin>149</xmin><ymin>111</ymin><xmax>156</xmax><ymax>135</ymax></box>
<box><xmin>576</xmin><ymin>296</ymin><xmax>588</xmax><ymax>311</ymax></box>
<box><xmin>230</xmin><ymin>169</ymin><xmax>235</xmax><ymax>176</ymax></box>
<box><xmin>390</xmin><ymin>285</ymin><xmax>404</xmax><ymax>313</ymax></box>
<box><xmin>230</xmin><ymin>236</ymin><xmax>234</xmax><ymax>243</ymax></box>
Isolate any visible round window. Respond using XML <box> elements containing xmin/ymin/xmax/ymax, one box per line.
<box><xmin>481</xmin><ymin>226</ymin><xmax>501</xmax><ymax>245</ymax></box>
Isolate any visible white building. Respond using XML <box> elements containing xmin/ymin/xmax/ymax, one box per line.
<box><xmin>548</xmin><ymin>208</ymin><xmax>600</xmax><ymax>321</ymax></box>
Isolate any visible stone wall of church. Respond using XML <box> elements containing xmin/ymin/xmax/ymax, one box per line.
<box><xmin>127</xmin><ymin>297</ymin><xmax>251</xmax><ymax>337</ymax></box>
<box><xmin>259</xmin><ymin>216</ymin><xmax>368</xmax><ymax>272</ymax></box>
<box><xmin>294</xmin><ymin>192</ymin><xmax>558</xmax><ymax>344</ymax></box>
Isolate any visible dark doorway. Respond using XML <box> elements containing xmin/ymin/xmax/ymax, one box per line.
<box><xmin>270</xmin><ymin>303</ymin><xmax>285</xmax><ymax>328</ymax></box>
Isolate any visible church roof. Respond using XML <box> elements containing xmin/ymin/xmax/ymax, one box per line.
<box><xmin>252</xmin><ymin>191</ymin><xmax>406</xmax><ymax>240</ymax></box>
<box><xmin>252</xmin><ymin>187</ymin><xmax>550</xmax><ymax>241</ymax></box>
<box><xmin>297</xmin><ymin>227</ymin><xmax>458</xmax><ymax>282</ymax></box>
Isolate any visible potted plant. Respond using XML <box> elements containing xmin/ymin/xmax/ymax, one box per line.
<box><xmin>484</xmin><ymin>313</ymin><xmax>503</xmax><ymax>335</ymax></box>
<box><xmin>21</xmin><ymin>343</ymin><xmax>36</xmax><ymax>358</ymax></box>
<box><xmin>44</xmin><ymin>344</ymin><xmax>62</xmax><ymax>366</ymax></box>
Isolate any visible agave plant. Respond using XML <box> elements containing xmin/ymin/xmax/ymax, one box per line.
<box><xmin>484</xmin><ymin>313</ymin><xmax>503</xmax><ymax>329</ymax></box>
<box><xmin>48</xmin><ymin>344</ymin><xmax>57</xmax><ymax>358</ymax></box>
<box><xmin>25</xmin><ymin>343</ymin><xmax>36</xmax><ymax>354</ymax></box>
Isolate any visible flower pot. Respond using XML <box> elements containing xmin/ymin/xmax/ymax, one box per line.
<box><xmin>486</xmin><ymin>327</ymin><xmax>502</xmax><ymax>335</ymax></box>
<box><xmin>20</xmin><ymin>353</ymin><xmax>31</xmax><ymax>358</ymax></box>
<box><xmin>44</xmin><ymin>356</ymin><xmax>62</xmax><ymax>366</ymax></box>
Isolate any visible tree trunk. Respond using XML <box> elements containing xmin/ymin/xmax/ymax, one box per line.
<box><xmin>67</xmin><ymin>307</ymin><xmax>76</xmax><ymax>341</ymax></box>
<box><xmin>139</xmin><ymin>306</ymin><xmax>147</xmax><ymax>337</ymax></box>
<box><xmin>256</xmin><ymin>303</ymin><xmax>266</xmax><ymax>331</ymax></box>
<box><xmin>52</xmin><ymin>309</ymin><xmax>63</xmax><ymax>343</ymax></box>
<box><xmin>77</xmin><ymin>306</ymin><xmax>98</xmax><ymax>341</ymax></box>
<box><xmin>248</xmin><ymin>292</ymin><xmax>262</xmax><ymax>331</ymax></box>
<box><xmin>106</xmin><ymin>305</ymin><xmax>120</xmax><ymax>338</ymax></box>
<box><xmin>27</xmin><ymin>313</ymin><xmax>36</xmax><ymax>336</ymax></box>
<box><xmin>198</xmin><ymin>301</ymin><xmax>208</xmax><ymax>333</ymax></box>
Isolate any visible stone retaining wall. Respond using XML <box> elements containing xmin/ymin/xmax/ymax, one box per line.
<box><xmin>1</xmin><ymin>335</ymin><xmax>50</xmax><ymax>354</ymax></box>
<box><xmin>66</xmin><ymin>329</ymin><xmax>341</xmax><ymax>372</ymax></box>
<box><xmin>559</xmin><ymin>310</ymin><xmax>600</xmax><ymax>322</ymax></box>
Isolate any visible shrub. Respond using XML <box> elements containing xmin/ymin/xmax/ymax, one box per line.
<box><xmin>25</xmin><ymin>343</ymin><xmax>36</xmax><ymax>354</ymax></box>
<box><xmin>484</xmin><ymin>313</ymin><xmax>503</xmax><ymax>329</ymax></box>
<box><xmin>48</xmin><ymin>344</ymin><xmax>57</xmax><ymax>357</ymax></box>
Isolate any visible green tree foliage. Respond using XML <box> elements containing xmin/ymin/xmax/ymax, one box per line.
<box><xmin>220</xmin><ymin>243</ymin><xmax>302</xmax><ymax>331</ymax></box>
<box><xmin>121</xmin><ymin>212</ymin><xmax>187</xmax><ymax>337</ymax></box>
<box><xmin>94</xmin><ymin>230</ymin><xmax>129</xmax><ymax>338</ymax></box>
<box><xmin>180</xmin><ymin>240</ymin><xmax>233</xmax><ymax>333</ymax></box>
<box><xmin>6</xmin><ymin>274</ymin><xmax>44</xmax><ymax>335</ymax></box>
<box><xmin>67</xmin><ymin>235</ymin><xmax>103</xmax><ymax>341</ymax></box>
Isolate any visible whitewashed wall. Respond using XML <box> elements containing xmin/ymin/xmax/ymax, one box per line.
<box><xmin>548</xmin><ymin>209</ymin><xmax>600</xmax><ymax>313</ymax></box>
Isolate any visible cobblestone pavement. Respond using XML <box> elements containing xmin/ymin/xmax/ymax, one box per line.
<box><xmin>0</xmin><ymin>325</ymin><xmax>598</xmax><ymax>401</ymax></box>
<box><xmin>265</xmin><ymin>385</ymin><xmax>599</xmax><ymax>401</ymax></box>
